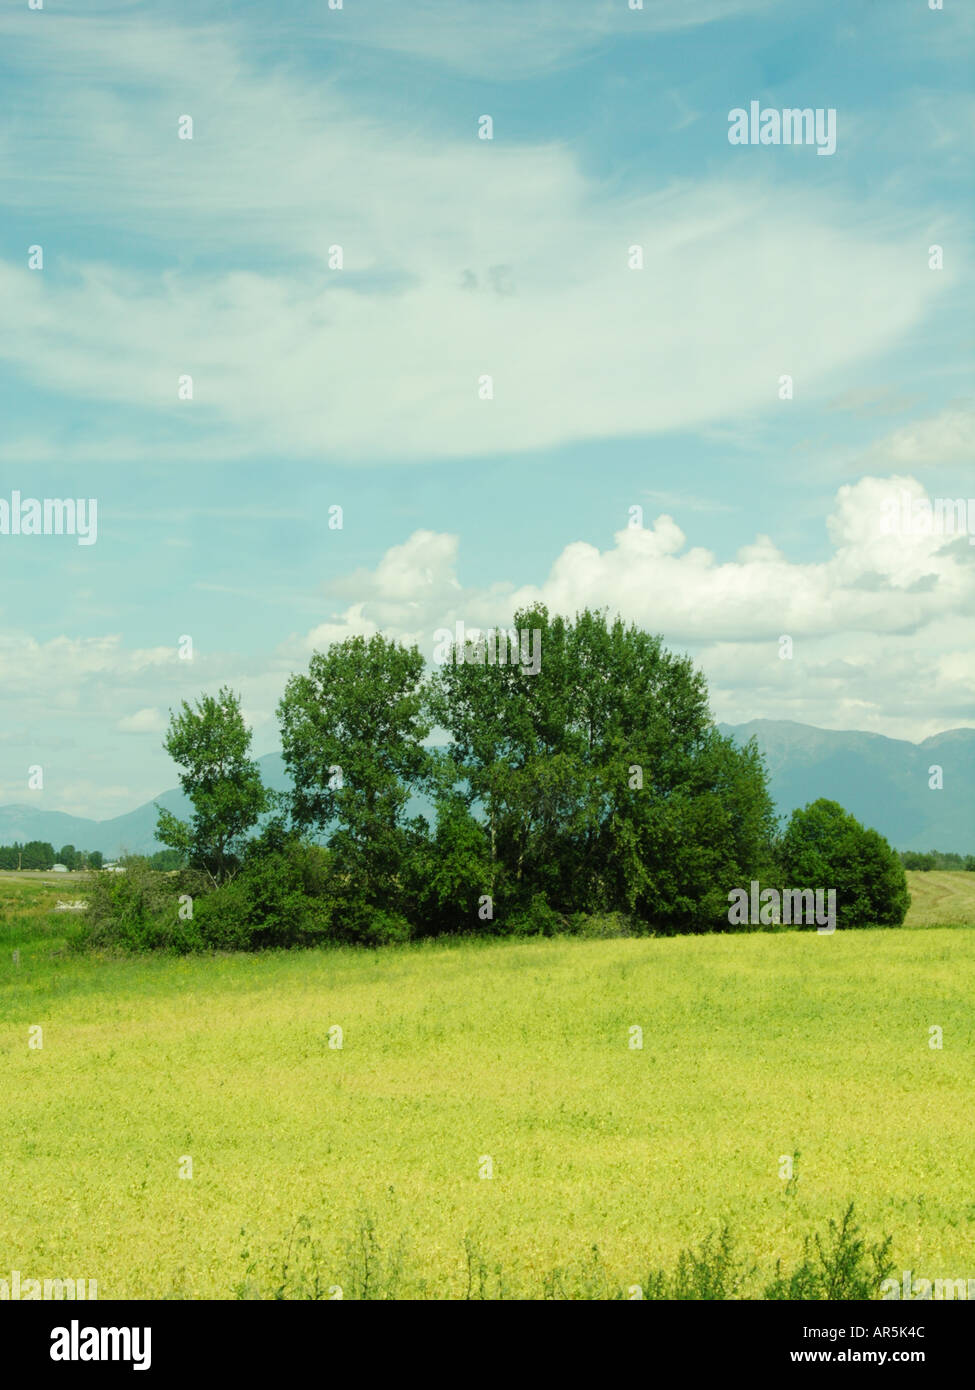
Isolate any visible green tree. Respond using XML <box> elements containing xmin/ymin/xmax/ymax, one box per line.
<box><xmin>407</xmin><ymin>758</ymin><xmax>493</xmax><ymax>936</ymax></box>
<box><xmin>900</xmin><ymin>850</ymin><xmax>935</xmax><ymax>871</ymax></box>
<box><xmin>155</xmin><ymin>687</ymin><xmax>268</xmax><ymax>886</ymax></box>
<box><xmin>278</xmin><ymin>634</ymin><xmax>432</xmax><ymax>937</ymax></box>
<box><xmin>58</xmin><ymin>845</ymin><xmax>77</xmax><ymax>870</ymax></box>
<box><xmin>778</xmin><ymin>799</ymin><xmax>909</xmax><ymax>928</ymax></box>
<box><xmin>87</xmin><ymin>850</ymin><xmax>105</xmax><ymax>870</ymax></box>
<box><xmin>22</xmin><ymin>840</ymin><xmax>55</xmax><ymax>870</ymax></box>
<box><xmin>431</xmin><ymin>606</ymin><xmax>777</xmax><ymax>932</ymax></box>
<box><xmin>148</xmin><ymin>847</ymin><xmax>187</xmax><ymax>871</ymax></box>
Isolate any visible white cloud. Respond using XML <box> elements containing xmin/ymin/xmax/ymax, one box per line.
<box><xmin>2</xmin><ymin>474</ymin><xmax>972</xmax><ymax>816</ymax></box>
<box><xmin>0</xmin><ymin>183</ymin><xmax>948</xmax><ymax>464</ymax></box>
<box><xmin>0</xmin><ymin>11</ymin><xmax>955</xmax><ymax>464</ymax></box>
<box><xmin>0</xmin><ymin>632</ymin><xmax>282</xmax><ymax>814</ymax></box>
<box><xmin>0</xmin><ymin>634</ymin><xmax>174</xmax><ymax>698</ymax></box>
<box><xmin>309</xmin><ymin>0</ymin><xmax>778</xmax><ymax>79</ymax></box>
<box><xmin>283</xmin><ymin>476</ymin><xmax>975</xmax><ymax>740</ymax></box>
<box><xmin>867</xmin><ymin>406</ymin><xmax>975</xmax><ymax>468</ymax></box>
<box><xmin>117</xmin><ymin>707</ymin><xmax>167</xmax><ymax>734</ymax></box>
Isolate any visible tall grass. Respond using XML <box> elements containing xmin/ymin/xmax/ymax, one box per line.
<box><xmin>232</xmin><ymin>1203</ymin><xmax>894</xmax><ymax>1300</ymax></box>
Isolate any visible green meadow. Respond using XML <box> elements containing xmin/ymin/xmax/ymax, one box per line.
<box><xmin>2</xmin><ymin>873</ymin><xmax>974</xmax><ymax>1299</ymax></box>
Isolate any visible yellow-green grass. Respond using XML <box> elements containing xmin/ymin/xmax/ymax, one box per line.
<box><xmin>901</xmin><ymin>870</ymin><xmax>975</xmax><ymax>927</ymax></box>
<box><xmin>1</xmin><ymin>873</ymin><xmax>973</xmax><ymax>1298</ymax></box>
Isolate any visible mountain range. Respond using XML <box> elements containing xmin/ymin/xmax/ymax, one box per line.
<box><xmin>0</xmin><ymin>722</ymin><xmax>971</xmax><ymax>857</ymax></box>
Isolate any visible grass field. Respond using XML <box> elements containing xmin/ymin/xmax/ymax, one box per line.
<box><xmin>897</xmin><ymin>870</ymin><xmax>975</xmax><ymax>926</ymax></box>
<box><xmin>2</xmin><ymin>872</ymin><xmax>974</xmax><ymax>1299</ymax></box>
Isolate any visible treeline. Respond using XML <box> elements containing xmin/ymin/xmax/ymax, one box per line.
<box><xmin>0</xmin><ymin>842</ymin><xmax>103</xmax><ymax>870</ymax></box>
<box><xmin>76</xmin><ymin>606</ymin><xmax>910</xmax><ymax>953</ymax></box>
<box><xmin>899</xmin><ymin>849</ymin><xmax>975</xmax><ymax>872</ymax></box>
<box><xmin>0</xmin><ymin>844</ymin><xmax>185</xmax><ymax>871</ymax></box>
<box><xmin>110</xmin><ymin>849</ymin><xmax>187</xmax><ymax>872</ymax></box>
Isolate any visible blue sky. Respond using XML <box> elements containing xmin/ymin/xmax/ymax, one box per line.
<box><xmin>1</xmin><ymin>0</ymin><xmax>973</xmax><ymax>819</ymax></box>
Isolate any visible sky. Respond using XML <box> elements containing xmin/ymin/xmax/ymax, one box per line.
<box><xmin>0</xmin><ymin>0</ymin><xmax>973</xmax><ymax>820</ymax></box>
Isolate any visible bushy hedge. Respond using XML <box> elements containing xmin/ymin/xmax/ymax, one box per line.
<box><xmin>74</xmin><ymin>860</ymin><xmax>201</xmax><ymax>953</ymax></box>
<box><xmin>74</xmin><ymin>795</ymin><xmax>912</xmax><ymax>954</ymax></box>
<box><xmin>74</xmin><ymin>829</ymin><xmax>414</xmax><ymax>953</ymax></box>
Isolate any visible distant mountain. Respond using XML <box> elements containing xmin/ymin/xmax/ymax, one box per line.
<box><xmin>0</xmin><ymin>754</ymin><xmax>292</xmax><ymax>859</ymax></box>
<box><xmin>0</xmin><ymin>724</ymin><xmax>972</xmax><ymax>857</ymax></box>
<box><xmin>717</xmin><ymin>720</ymin><xmax>975</xmax><ymax>853</ymax></box>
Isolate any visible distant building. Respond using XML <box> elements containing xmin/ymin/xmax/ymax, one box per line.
<box><xmin>52</xmin><ymin>863</ymin><xmax>69</xmax><ymax>873</ymax></box>
<box><xmin>103</xmin><ymin>863</ymin><xmax>126</xmax><ymax>874</ymax></box>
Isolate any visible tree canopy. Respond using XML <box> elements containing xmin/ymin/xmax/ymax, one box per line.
<box><xmin>155</xmin><ymin>686</ymin><xmax>268</xmax><ymax>886</ymax></box>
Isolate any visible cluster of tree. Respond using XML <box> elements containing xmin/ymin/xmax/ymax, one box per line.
<box><xmin>0</xmin><ymin>843</ymin><xmax>184</xmax><ymax>873</ymax></box>
<box><xmin>76</xmin><ymin>607</ymin><xmax>911</xmax><ymax>953</ymax></box>
<box><xmin>899</xmin><ymin>849</ymin><xmax>975</xmax><ymax>872</ymax></box>
<box><xmin>0</xmin><ymin>842</ymin><xmax>104</xmax><ymax>870</ymax></box>
<box><xmin>118</xmin><ymin>849</ymin><xmax>187</xmax><ymax>872</ymax></box>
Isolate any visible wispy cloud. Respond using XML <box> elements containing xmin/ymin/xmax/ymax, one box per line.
<box><xmin>864</xmin><ymin>405</ymin><xmax>975</xmax><ymax>469</ymax></box>
<box><xmin>0</xmin><ymin>8</ymin><xmax>957</xmax><ymax>466</ymax></box>
<box><xmin>290</xmin><ymin>0</ymin><xmax>780</xmax><ymax>79</ymax></box>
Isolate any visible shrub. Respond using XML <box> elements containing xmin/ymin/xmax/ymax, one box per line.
<box><xmin>777</xmin><ymin>800</ymin><xmax>910</xmax><ymax>929</ymax></box>
<box><xmin>74</xmin><ymin>860</ymin><xmax>197</xmax><ymax>953</ymax></box>
<box><xmin>502</xmin><ymin>893</ymin><xmax>568</xmax><ymax>938</ymax></box>
<box><xmin>191</xmin><ymin>826</ymin><xmax>414</xmax><ymax>951</ymax></box>
<box><xmin>564</xmin><ymin>911</ymin><xmax>637</xmax><ymax>939</ymax></box>
<box><xmin>77</xmin><ymin>829</ymin><xmax>339</xmax><ymax>953</ymax></box>
<box><xmin>328</xmin><ymin>901</ymin><xmax>413</xmax><ymax>947</ymax></box>
<box><xmin>193</xmin><ymin>832</ymin><xmax>334</xmax><ymax>951</ymax></box>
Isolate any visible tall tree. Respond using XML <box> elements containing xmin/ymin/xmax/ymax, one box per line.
<box><xmin>277</xmin><ymin>634</ymin><xmax>432</xmax><ymax>926</ymax></box>
<box><xmin>155</xmin><ymin>687</ymin><xmax>267</xmax><ymax>885</ymax></box>
<box><xmin>431</xmin><ymin>605</ymin><xmax>777</xmax><ymax>931</ymax></box>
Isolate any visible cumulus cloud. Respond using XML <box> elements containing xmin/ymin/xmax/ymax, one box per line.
<box><xmin>2</xmin><ymin>473</ymin><xmax>972</xmax><ymax>816</ymax></box>
<box><xmin>282</xmin><ymin>475</ymin><xmax>975</xmax><ymax>740</ymax></box>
